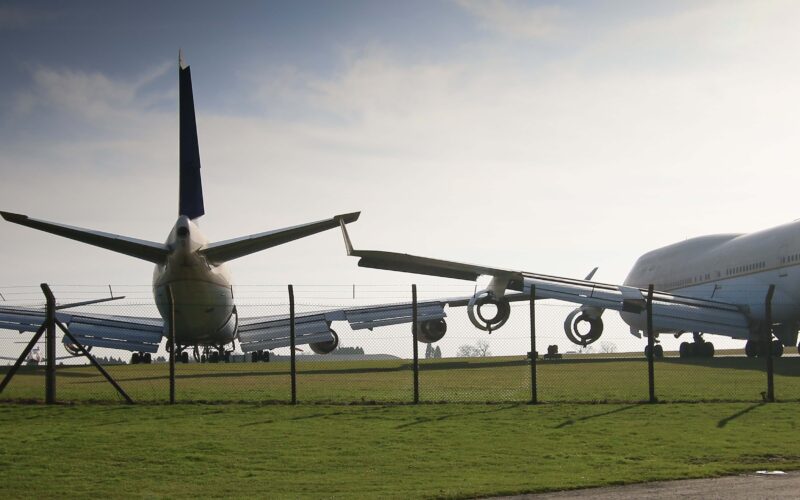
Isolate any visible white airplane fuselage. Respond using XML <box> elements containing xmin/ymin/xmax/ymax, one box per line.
<box><xmin>152</xmin><ymin>216</ymin><xmax>236</xmax><ymax>347</ymax></box>
<box><xmin>621</xmin><ymin>219</ymin><xmax>800</xmax><ymax>338</ymax></box>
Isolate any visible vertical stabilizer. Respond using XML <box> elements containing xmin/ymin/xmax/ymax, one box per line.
<box><xmin>178</xmin><ymin>52</ymin><xmax>205</xmax><ymax>219</ymax></box>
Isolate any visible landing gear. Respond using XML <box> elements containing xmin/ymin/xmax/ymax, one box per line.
<box><xmin>180</xmin><ymin>351</ymin><xmax>190</xmax><ymax>364</ymax></box>
<box><xmin>644</xmin><ymin>344</ymin><xmax>664</xmax><ymax>359</ymax></box>
<box><xmin>678</xmin><ymin>333</ymin><xmax>715</xmax><ymax>358</ymax></box>
<box><xmin>130</xmin><ymin>352</ymin><xmax>152</xmax><ymax>364</ymax></box>
<box><xmin>745</xmin><ymin>339</ymin><xmax>785</xmax><ymax>358</ymax></box>
<box><xmin>251</xmin><ymin>350</ymin><xmax>270</xmax><ymax>362</ymax></box>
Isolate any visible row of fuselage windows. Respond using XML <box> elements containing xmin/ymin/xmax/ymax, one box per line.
<box><xmin>725</xmin><ymin>261</ymin><xmax>766</xmax><ymax>276</ymax></box>
<box><xmin>781</xmin><ymin>253</ymin><xmax>800</xmax><ymax>264</ymax></box>
<box><xmin>663</xmin><ymin>273</ymin><xmax>712</xmax><ymax>289</ymax></box>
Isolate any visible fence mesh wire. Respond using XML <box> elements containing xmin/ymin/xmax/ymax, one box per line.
<box><xmin>0</xmin><ymin>284</ymin><xmax>798</xmax><ymax>404</ymax></box>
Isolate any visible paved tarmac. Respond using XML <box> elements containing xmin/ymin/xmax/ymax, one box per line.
<box><xmin>492</xmin><ymin>471</ymin><xmax>800</xmax><ymax>499</ymax></box>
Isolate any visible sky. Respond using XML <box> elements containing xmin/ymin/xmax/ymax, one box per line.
<box><xmin>2</xmin><ymin>0</ymin><xmax>800</xmax><ymax>296</ymax></box>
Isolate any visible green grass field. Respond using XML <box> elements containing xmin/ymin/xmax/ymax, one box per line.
<box><xmin>1</xmin><ymin>402</ymin><xmax>799</xmax><ymax>498</ymax></box>
<box><xmin>1</xmin><ymin>355</ymin><xmax>799</xmax><ymax>404</ymax></box>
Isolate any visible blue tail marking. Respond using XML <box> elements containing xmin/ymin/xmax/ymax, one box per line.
<box><xmin>178</xmin><ymin>57</ymin><xmax>205</xmax><ymax>219</ymax></box>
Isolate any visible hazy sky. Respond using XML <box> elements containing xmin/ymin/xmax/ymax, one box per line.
<box><xmin>2</xmin><ymin>0</ymin><xmax>800</xmax><ymax>292</ymax></box>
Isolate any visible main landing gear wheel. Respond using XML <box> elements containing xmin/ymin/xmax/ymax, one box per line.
<box><xmin>678</xmin><ymin>333</ymin><xmax>715</xmax><ymax>358</ymax></box>
<box><xmin>644</xmin><ymin>344</ymin><xmax>664</xmax><ymax>359</ymax></box>
<box><xmin>180</xmin><ymin>351</ymin><xmax>189</xmax><ymax>364</ymax></box>
<box><xmin>130</xmin><ymin>352</ymin><xmax>152</xmax><ymax>364</ymax></box>
<box><xmin>251</xmin><ymin>350</ymin><xmax>270</xmax><ymax>362</ymax></box>
<box><xmin>745</xmin><ymin>340</ymin><xmax>784</xmax><ymax>358</ymax></box>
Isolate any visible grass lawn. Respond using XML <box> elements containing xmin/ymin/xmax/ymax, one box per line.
<box><xmin>1</xmin><ymin>355</ymin><xmax>798</xmax><ymax>404</ymax></box>
<box><xmin>1</xmin><ymin>402</ymin><xmax>799</xmax><ymax>498</ymax></box>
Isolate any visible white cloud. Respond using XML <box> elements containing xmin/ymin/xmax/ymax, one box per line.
<box><xmin>3</xmin><ymin>1</ymin><xmax>800</xmax><ymax>291</ymax></box>
<box><xmin>454</xmin><ymin>0</ymin><xmax>567</xmax><ymax>40</ymax></box>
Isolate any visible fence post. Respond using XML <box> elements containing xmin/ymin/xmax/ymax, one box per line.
<box><xmin>764</xmin><ymin>284</ymin><xmax>775</xmax><ymax>402</ymax></box>
<box><xmin>412</xmin><ymin>284</ymin><xmax>419</xmax><ymax>404</ymax></box>
<box><xmin>528</xmin><ymin>285</ymin><xmax>537</xmax><ymax>404</ymax></box>
<box><xmin>167</xmin><ymin>285</ymin><xmax>176</xmax><ymax>404</ymax></box>
<box><xmin>646</xmin><ymin>284</ymin><xmax>656</xmax><ymax>403</ymax></box>
<box><xmin>42</xmin><ymin>283</ymin><xmax>57</xmax><ymax>404</ymax></box>
<box><xmin>289</xmin><ymin>284</ymin><xmax>297</xmax><ymax>405</ymax></box>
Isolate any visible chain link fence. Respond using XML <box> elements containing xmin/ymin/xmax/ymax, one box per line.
<box><xmin>1</xmin><ymin>284</ymin><xmax>798</xmax><ymax>404</ymax></box>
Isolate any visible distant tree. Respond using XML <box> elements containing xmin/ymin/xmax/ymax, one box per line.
<box><xmin>456</xmin><ymin>340</ymin><xmax>491</xmax><ymax>358</ymax></box>
<box><xmin>425</xmin><ymin>344</ymin><xmax>433</xmax><ymax>358</ymax></box>
<box><xmin>456</xmin><ymin>345</ymin><xmax>478</xmax><ymax>358</ymax></box>
<box><xmin>600</xmin><ymin>341</ymin><xmax>617</xmax><ymax>354</ymax></box>
<box><xmin>475</xmin><ymin>339</ymin><xmax>491</xmax><ymax>357</ymax></box>
<box><xmin>434</xmin><ymin>346</ymin><xmax>442</xmax><ymax>358</ymax></box>
<box><xmin>578</xmin><ymin>344</ymin><xmax>595</xmax><ymax>354</ymax></box>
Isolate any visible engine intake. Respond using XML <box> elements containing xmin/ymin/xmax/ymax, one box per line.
<box><xmin>564</xmin><ymin>308</ymin><xmax>604</xmax><ymax>346</ymax></box>
<box><xmin>418</xmin><ymin>319</ymin><xmax>447</xmax><ymax>343</ymax></box>
<box><xmin>468</xmin><ymin>290</ymin><xmax>511</xmax><ymax>332</ymax></box>
<box><xmin>309</xmin><ymin>329</ymin><xmax>339</xmax><ymax>355</ymax></box>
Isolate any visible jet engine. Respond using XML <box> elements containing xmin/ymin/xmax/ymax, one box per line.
<box><xmin>564</xmin><ymin>307</ymin><xmax>604</xmax><ymax>346</ymax></box>
<box><xmin>468</xmin><ymin>289</ymin><xmax>511</xmax><ymax>332</ymax></box>
<box><xmin>64</xmin><ymin>343</ymin><xmax>91</xmax><ymax>356</ymax></box>
<box><xmin>418</xmin><ymin>318</ymin><xmax>447</xmax><ymax>343</ymax></box>
<box><xmin>309</xmin><ymin>329</ymin><xmax>339</xmax><ymax>355</ymax></box>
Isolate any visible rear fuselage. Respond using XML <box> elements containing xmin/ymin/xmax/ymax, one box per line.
<box><xmin>152</xmin><ymin>216</ymin><xmax>236</xmax><ymax>346</ymax></box>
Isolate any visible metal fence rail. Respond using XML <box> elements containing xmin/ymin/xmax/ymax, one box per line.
<box><xmin>0</xmin><ymin>283</ymin><xmax>798</xmax><ymax>404</ymax></box>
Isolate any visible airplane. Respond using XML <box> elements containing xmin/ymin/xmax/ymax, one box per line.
<box><xmin>0</xmin><ymin>345</ymin><xmax>76</xmax><ymax>366</ymax></box>
<box><xmin>0</xmin><ymin>53</ymin><xmax>453</xmax><ymax>364</ymax></box>
<box><xmin>337</xmin><ymin>217</ymin><xmax>800</xmax><ymax>359</ymax></box>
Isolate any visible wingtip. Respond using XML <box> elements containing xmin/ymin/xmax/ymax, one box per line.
<box><xmin>179</xmin><ymin>48</ymin><xmax>188</xmax><ymax>70</ymax></box>
<box><xmin>0</xmin><ymin>211</ymin><xmax>27</xmax><ymax>223</ymax></box>
<box><xmin>335</xmin><ymin>211</ymin><xmax>360</xmax><ymax>223</ymax></box>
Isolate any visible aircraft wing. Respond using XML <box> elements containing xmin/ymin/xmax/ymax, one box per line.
<box><xmin>236</xmin><ymin>294</ymin><xmax>512</xmax><ymax>352</ymax></box>
<box><xmin>0</xmin><ymin>305</ymin><xmax>165</xmax><ymax>353</ymax></box>
<box><xmin>340</xmin><ymin>224</ymin><xmax>751</xmax><ymax>338</ymax></box>
<box><xmin>199</xmin><ymin>212</ymin><xmax>360</xmax><ymax>264</ymax></box>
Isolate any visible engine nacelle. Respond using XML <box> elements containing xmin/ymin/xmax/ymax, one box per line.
<box><xmin>418</xmin><ymin>319</ymin><xmax>447</xmax><ymax>343</ymax></box>
<box><xmin>309</xmin><ymin>329</ymin><xmax>339</xmax><ymax>355</ymax></box>
<box><xmin>564</xmin><ymin>308</ymin><xmax>604</xmax><ymax>346</ymax></box>
<box><xmin>468</xmin><ymin>289</ymin><xmax>511</xmax><ymax>332</ymax></box>
<box><xmin>64</xmin><ymin>343</ymin><xmax>91</xmax><ymax>356</ymax></box>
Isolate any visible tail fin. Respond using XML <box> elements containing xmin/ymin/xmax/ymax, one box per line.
<box><xmin>178</xmin><ymin>51</ymin><xmax>205</xmax><ymax>220</ymax></box>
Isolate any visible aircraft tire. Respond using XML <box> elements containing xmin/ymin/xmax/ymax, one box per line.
<box><xmin>745</xmin><ymin>340</ymin><xmax>758</xmax><ymax>358</ymax></box>
<box><xmin>679</xmin><ymin>342</ymin><xmax>691</xmax><ymax>358</ymax></box>
<box><xmin>654</xmin><ymin>344</ymin><xmax>664</xmax><ymax>358</ymax></box>
<box><xmin>703</xmin><ymin>342</ymin><xmax>714</xmax><ymax>358</ymax></box>
<box><xmin>131</xmin><ymin>352</ymin><xmax>140</xmax><ymax>364</ymax></box>
<box><xmin>144</xmin><ymin>353</ymin><xmax>152</xmax><ymax>364</ymax></box>
<box><xmin>180</xmin><ymin>351</ymin><xmax>189</xmax><ymax>364</ymax></box>
<box><xmin>251</xmin><ymin>351</ymin><xmax>260</xmax><ymax>362</ymax></box>
<box><xmin>644</xmin><ymin>345</ymin><xmax>652</xmax><ymax>359</ymax></box>
<box><xmin>772</xmin><ymin>340</ymin><xmax>784</xmax><ymax>357</ymax></box>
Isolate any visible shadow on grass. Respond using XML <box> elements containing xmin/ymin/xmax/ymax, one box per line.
<box><xmin>394</xmin><ymin>403</ymin><xmax>523</xmax><ymax>429</ymax></box>
<box><xmin>62</xmin><ymin>358</ymin><xmax>536</xmax><ymax>384</ymax></box>
<box><xmin>661</xmin><ymin>357</ymin><xmax>800</xmax><ymax>377</ymax></box>
<box><xmin>717</xmin><ymin>403</ymin><xmax>764</xmax><ymax>428</ymax></box>
<box><xmin>554</xmin><ymin>404</ymin><xmax>638</xmax><ymax>429</ymax></box>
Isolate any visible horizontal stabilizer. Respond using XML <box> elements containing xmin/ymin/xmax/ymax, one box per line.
<box><xmin>1</xmin><ymin>211</ymin><xmax>170</xmax><ymax>264</ymax></box>
<box><xmin>200</xmin><ymin>212</ymin><xmax>360</xmax><ymax>264</ymax></box>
